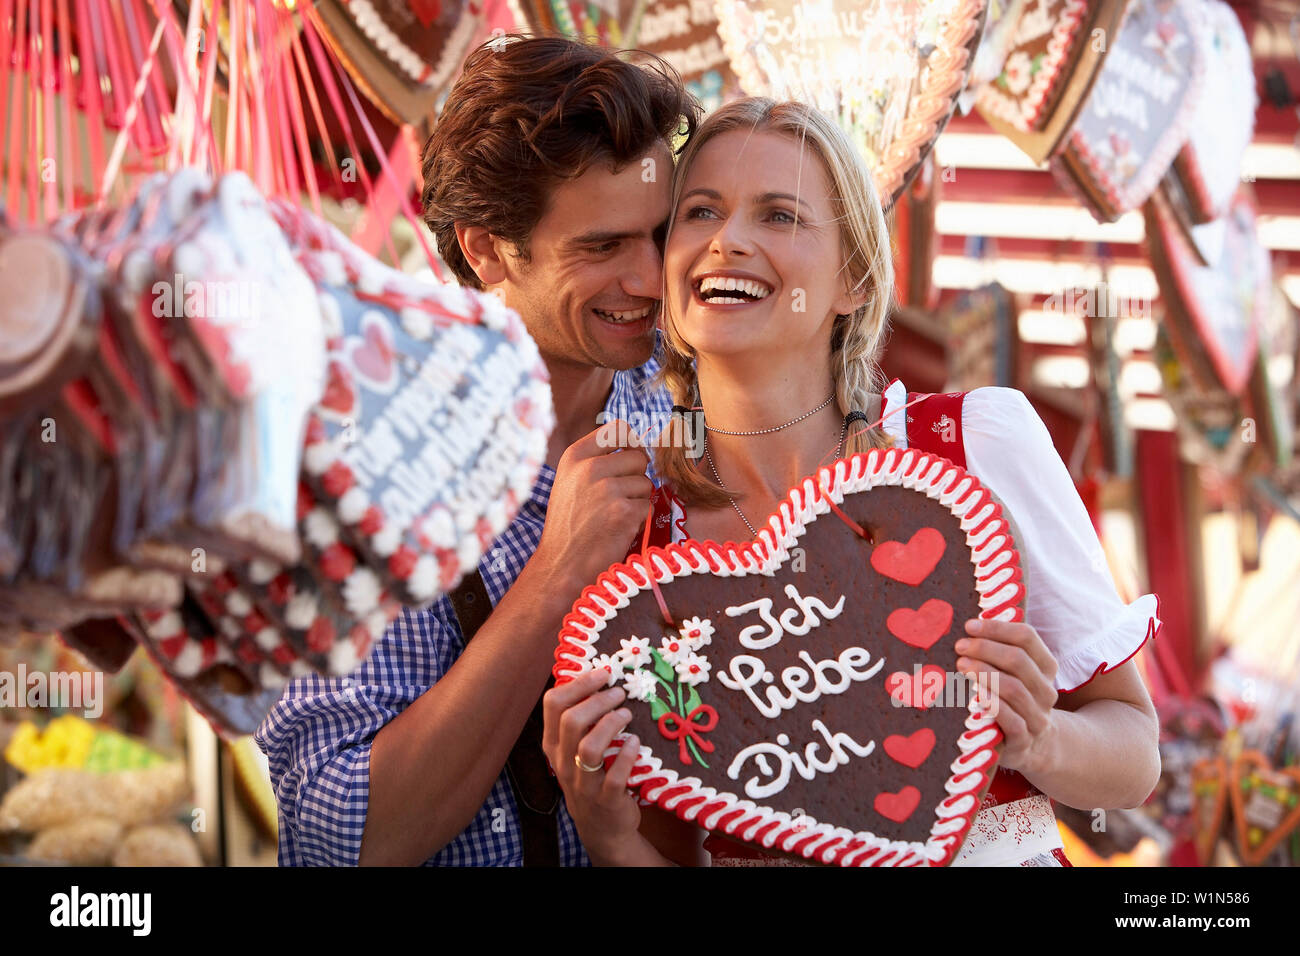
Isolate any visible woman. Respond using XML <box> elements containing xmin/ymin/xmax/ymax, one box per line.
<box><xmin>541</xmin><ymin>98</ymin><xmax>1162</xmax><ymax>867</ymax></box>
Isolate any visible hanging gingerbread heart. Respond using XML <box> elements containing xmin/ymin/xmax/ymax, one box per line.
<box><xmin>973</xmin><ymin>0</ymin><xmax>1124</xmax><ymax>160</ymax></box>
<box><xmin>311</xmin><ymin>0</ymin><xmax>486</xmax><ymax>126</ymax></box>
<box><xmin>1228</xmin><ymin>750</ymin><xmax>1300</xmax><ymax>866</ymax></box>
<box><xmin>1191</xmin><ymin>754</ymin><xmax>1228</xmax><ymax>865</ymax></box>
<box><xmin>509</xmin><ymin>0</ymin><xmax>643</xmax><ymax>45</ymax></box>
<box><xmin>1166</xmin><ymin>0</ymin><xmax>1255</xmax><ymax>225</ymax></box>
<box><xmin>555</xmin><ymin>447</ymin><xmax>1024</xmax><ymax>866</ymax></box>
<box><xmin>1146</xmin><ymin>189</ymin><xmax>1268</xmax><ymax>396</ymax></box>
<box><xmin>1050</xmin><ymin>0</ymin><xmax>1205</xmax><ymax>223</ymax></box>
<box><xmin>629</xmin><ymin>0</ymin><xmax>741</xmax><ymax>114</ymax></box>
<box><xmin>276</xmin><ymin>203</ymin><xmax>553</xmax><ymax>608</ymax></box>
<box><xmin>712</xmin><ymin>0</ymin><xmax>989</xmax><ymax>207</ymax></box>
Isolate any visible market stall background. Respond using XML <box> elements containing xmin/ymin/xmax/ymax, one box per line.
<box><xmin>0</xmin><ymin>0</ymin><xmax>1297</xmax><ymax>866</ymax></box>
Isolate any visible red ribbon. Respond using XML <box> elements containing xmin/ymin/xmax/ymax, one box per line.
<box><xmin>657</xmin><ymin>704</ymin><xmax>719</xmax><ymax>765</ymax></box>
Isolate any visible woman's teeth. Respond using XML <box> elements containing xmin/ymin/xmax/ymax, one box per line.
<box><xmin>595</xmin><ymin>306</ymin><xmax>652</xmax><ymax>324</ymax></box>
<box><xmin>696</xmin><ymin>276</ymin><xmax>773</xmax><ymax>303</ymax></box>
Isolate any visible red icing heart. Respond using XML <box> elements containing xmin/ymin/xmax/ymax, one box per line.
<box><xmin>886</xmin><ymin>599</ymin><xmax>954</xmax><ymax>650</ymax></box>
<box><xmin>319</xmin><ymin>360</ymin><xmax>357</xmax><ymax>418</ymax></box>
<box><xmin>874</xmin><ymin>786</ymin><xmax>921</xmax><ymax>823</ymax></box>
<box><xmin>870</xmin><ymin>527</ymin><xmax>945</xmax><ymax>586</ymax></box>
<box><xmin>348</xmin><ymin>315</ymin><xmax>396</xmax><ymax>391</ymax></box>
<box><xmin>409</xmin><ymin>0</ymin><xmax>442</xmax><ymax>27</ymax></box>
<box><xmin>883</xmin><ymin>729</ymin><xmax>937</xmax><ymax>769</ymax></box>
<box><xmin>885</xmin><ymin>665</ymin><xmax>947</xmax><ymax>709</ymax></box>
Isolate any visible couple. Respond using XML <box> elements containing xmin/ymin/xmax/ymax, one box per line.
<box><xmin>257</xmin><ymin>35</ymin><xmax>1162</xmax><ymax>867</ymax></box>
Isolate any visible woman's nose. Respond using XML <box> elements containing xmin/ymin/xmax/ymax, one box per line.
<box><xmin>708</xmin><ymin>213</ymin><xmax>754</xmax><ymax>258</ymax></box>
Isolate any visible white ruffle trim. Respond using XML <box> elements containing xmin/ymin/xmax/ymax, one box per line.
<box><xmin>1054</xmin><ymin>592</ymin><xmax>1161</xmax><ymax>693</ymax></box>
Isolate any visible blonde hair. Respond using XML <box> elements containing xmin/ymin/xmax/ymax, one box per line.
<box><xmin>656</xmin><ymin>97</ymin><xmax>896</xmax><ymax>507</ymax></box>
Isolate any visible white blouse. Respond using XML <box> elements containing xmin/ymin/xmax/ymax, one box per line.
<box><xmin>880</xmin><ymin>379</ymin><xmax>1161</xmax><ymax>693</ymax></box>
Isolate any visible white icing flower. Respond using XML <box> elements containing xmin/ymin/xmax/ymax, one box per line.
<box><xmin>659</xmin><ymin>635</ymin><xmax>692</xmax><ymax>667</ymax></box>
<box><xmin>590</xmin><ymin>653</ymin><xmax>624</xmax><ymax>686</ymax></box>
<box><xmin>371</xmin><ymin>522</ymin><xmax>402</xmax><ymax>558</ymax></box>
<box><xmin>343</xmin><ymin>568</ymin><xmax>382</xmax><ymax>616</ymax></box>
<box><xmin>318</xmin><ymin>291</ymin><xmax>343</xmax><ymax>338</ymax></box>
<box><xmin>224</xmin><ymin>591</ymin><xmax>251</xmax><ymax>617</ymax></box>
<box><xmin>364</xmin><ymin>609</ymin><xmax>390</xmax><ymax>637</ymax></box>
<box><xmin>1002</xmin><ymin>50</ymin><xmax>1033</xmax><ymax>96</ymax></box>
<box><xmin>338</xmin><ymin>486</ymin><xmax>369</xmax><ymax>524</ymax></box>
<box><xmin>302</xmin><ymin>441</ymin><xmax>337</xmax><ymax>476</ymax></box>
<box><xmin>174</xmin><ymin>641</ymin><xmax>203</xmax><ymax>678</ymax></box>
<box><xmin>425</xmin><ymin>508</ymin><xmax>456</xmax><ymax>548</ymax></box>
<box><xmin>317</xmin><ymin>251</ymin><xmax>348</xmax><ymax>288</ymax></box>
<box><xmin>457</xmin><ymin>534</ymin><xmax>481</xmax><ymax>574</ymax></box>
<box><xmin>303</xmin><ymin>508</ymin><xmax>339</xmax><ymax>549</ymax></box>
<box><xmin>400</xmin><ymin>307</ymin><xmax>433</xmax><ymax>341</ymax></box>
<box><xmin>675</xmin><ymin>654</ymin><xmax>711</xmax><ymax>686</ymax></box>
<box><xmin>407</xmin><ymin>555</ymin><xmax>439</xmax><ymax>601</ymax></box>
<box><xmin>286</xmin><ymin>593</ymin><xmax>318</xmax><ymax>631</ymax></box>
<box><xmin>678</xmin><ymin>617</ymin><xmax>714</xmax><ymax>649</ymax></box>
<box><xmin>248</xmin><ymin>559</ymin><xmax>278</xmax><ymax>584</ymax></box>
<box><xmin>623</xmin><ymin>669</ymin><xmax>658</xmax><ymax>702</ymax></box>
<box><xmin>617</xmin><ymin>636</ymin><xmax>652</xmax><ymax>670</ymax></box>
<box><xmin>329</xmin><ymin>638</ymin><xmax>361</xmax><ymax>677</ymax></box>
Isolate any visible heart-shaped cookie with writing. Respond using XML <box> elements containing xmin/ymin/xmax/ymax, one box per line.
<box><xmin>1228</xmin><ymin>750</ymin><xmax>1300</xmax><ymax>866</ymax></box>
<box><xmin>1050</xmin><ymin>0</ymin><xmax>1205</xmax><ymax>223</ymax></box>
<box><xmin>713</xmin><ymin>0</ymin><xmax>988</xmax><ymax>207</ymax></box>
<box><xmin>554</xmin><ymin>447</ymin><xmax>1025</xmax><ymax>866</ymax></box>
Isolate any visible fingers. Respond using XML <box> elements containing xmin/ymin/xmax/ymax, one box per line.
<box><xmin>575</xmin><ymin>706</ymin><xmax>633</xmax><ymax>775</ymax></box>
<box><xmin>600</xmin><ymin>474</ymin><xmax>656</xmax><ymax>501</ymax></box>
<box><xmin>601</xmin><ymin>734</ymin><xmax>641</xmax><ymax>798</ymax></box>
<box><xmin>562</xmin><ymin>420</ymin><xmax>650</xmax><ymax>465</ymax></box>
<box><xmin>959</xmin><ymin>621</ymin><xmax>1059</xmax><ymax>710</ymax></box>
<box><xmin>963</xmin><ymin>618</ymin><xmax>1060</xmax><ymax>685</ymax></box>
<box><xmin>543</xmin><ymin>668</ymin><xmax>611</xmax><ymax>754</ymax></box>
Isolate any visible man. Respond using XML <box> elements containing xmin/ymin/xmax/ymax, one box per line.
<box><xmin>256</xmin><ymin>36</ymin><xmax>703</xmax><ymax>866</ymax></box>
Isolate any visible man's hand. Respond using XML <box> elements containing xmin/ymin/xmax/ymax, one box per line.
<box><xmin>534</xmin><ymin>420</ymin><xmax>653</xmax><ymax>590</ymax></box>
<box><xmin>542</xmin><ymin>668</ymin><xmax>656</xmax><ymax>866</ymax></box>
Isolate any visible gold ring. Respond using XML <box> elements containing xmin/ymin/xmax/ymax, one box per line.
<box><xmin>575</xmin><ymin>753</ymin><xmax>604</xmax><ymax>773</ymax></box>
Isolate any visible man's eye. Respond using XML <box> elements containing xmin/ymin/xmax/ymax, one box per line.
<box><xmin>590</xmin><ymin>241</ymin><xmax>619</xmax><ymax>254</ymax></box>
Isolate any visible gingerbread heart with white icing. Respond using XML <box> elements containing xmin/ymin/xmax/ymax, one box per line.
<box><xmin>713</xmin><ymin>0</ymin><xmax>988</xmax><ymax>207</ymax></box>
<box><xmin>555</xmin><ymin>447</ymin><xmax>1024</xmax><ymax>866</ymax></box>
<box><xmin>274</xmin><ymin>202</ymin><xmax>554</xmax><ymax>609</ymax></box>
<box><xmin>1050</xmin><ymin>0</ymin><xmax>1205</xmax><ymax>223</ymax></box>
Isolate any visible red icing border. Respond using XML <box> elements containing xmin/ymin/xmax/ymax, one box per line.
<box><xmin>554</xmin><ymin>447</ymin><xmax>1025</xmax><ymax>866</ymax></box>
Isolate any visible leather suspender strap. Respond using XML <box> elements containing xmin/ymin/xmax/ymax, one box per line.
<box><xmin>448</xmin><ymin>571</ymin><xmax>561</xmax><ymax>867</ymax></box>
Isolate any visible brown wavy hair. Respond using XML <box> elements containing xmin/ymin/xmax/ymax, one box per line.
<box><xmin>420</xmin><ymin>36</ymin><xmax>700</xmax><ymax>289</ymax></box>
<box><xmin>656</xmin><ymin>98</ymin><xmax>896</xmax><ymax>508</ymax></box>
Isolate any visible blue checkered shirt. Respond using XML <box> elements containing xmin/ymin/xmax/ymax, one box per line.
<box><xmin>256</xmin><ymin>353</ymin><xmax>673</xmax><ymax>866</ymax></box>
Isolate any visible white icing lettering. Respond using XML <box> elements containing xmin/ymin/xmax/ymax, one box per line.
<box><xmin>727</xmin><ymin>720</ymin><xmax>876</xmax><ymax>799</ymax></box>
<box><xmin>716</xmin><ymin>646</ymin><xmax>884</xmax><ymax>718</ymax></box>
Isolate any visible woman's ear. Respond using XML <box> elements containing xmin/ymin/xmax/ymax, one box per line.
<box><xmin>454</xmin><ymin>223</ymin><xmax>509</xmax><ymax>287</ymax></box>
<box><xmin>832</xmin><ymin>279</ymin><xmax>870</xmax><ymax>318</ymax></box>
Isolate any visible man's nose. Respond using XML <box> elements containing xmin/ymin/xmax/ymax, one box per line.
<box><xmin>621</xmin><ymin>238</ymin><xmax>664</xmax><ymax>300</ymax></box>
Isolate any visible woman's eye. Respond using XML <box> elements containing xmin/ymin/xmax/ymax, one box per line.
<box><xmin>769</xmin><ymin>209</ymin><xmax>797</xmax><ymax>224</ymax></box>
<box><xmin>683</xmin><ymin>205</ymin><xmax>717</xmax><ymax>220</ymax></box>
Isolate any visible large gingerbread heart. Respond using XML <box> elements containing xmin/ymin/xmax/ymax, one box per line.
<box><xmin>554</xmin><ymin>447</ymin><xmax>1025</xmax><ymax>866</ymax></box>
<box><xmin>713</xmin><ymin>0</ymin><xmax>988</xmax><ymax>207</ymax></box>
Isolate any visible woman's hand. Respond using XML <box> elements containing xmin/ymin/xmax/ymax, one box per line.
<box><xmin>542</xmin><ymin>668</ymin><xmax>657</xmax><ymax>865</ymax></box>
<box><xmin>955</xmin><ymin>618</ymin><xmax>1060</xmax><ymax>777</ymax></box>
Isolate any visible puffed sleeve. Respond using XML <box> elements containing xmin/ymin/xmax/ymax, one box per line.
<box><xmin>960</xmin><ymin>387</ymin><xmax>1161</xmax><ymax>692</ymax></box>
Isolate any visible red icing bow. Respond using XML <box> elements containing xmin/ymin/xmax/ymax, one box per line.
<box><xmin>657</xmin><ymin>704</ymin><xmax>719</xmax><ymax>765</ymax></box>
